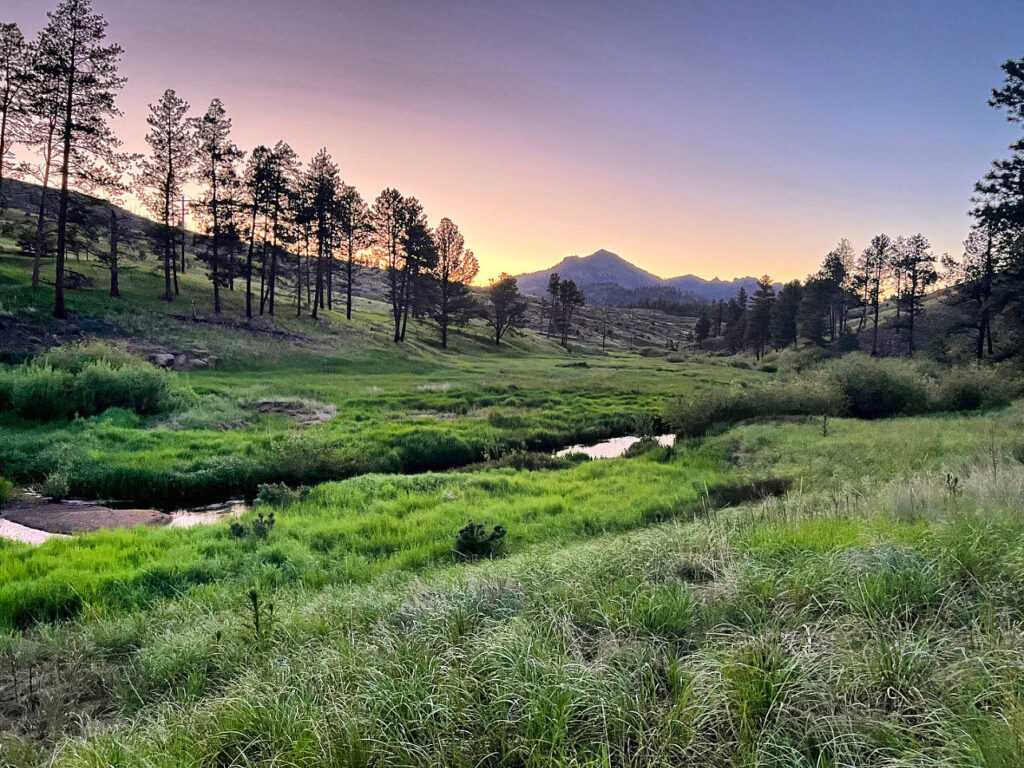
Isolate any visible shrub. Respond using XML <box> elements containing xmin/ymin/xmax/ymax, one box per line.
<box><xmin>825</xmin><ymin>355</ymin><xmax>928</xmax><ymax>419</ymax></box>
<box><xmin>667</xmin><ymin>354</ymin><xmax>1003</xmax><ymax>436</ymax></box>
<box><xmin>41</xmin><ymin>470</ymin><xmax>70</xmax><ymax>501</ymax></box>
<box><xmin>40</xmin><ymin>341</ymin><xmax>135</xmax><ymax>373</ymax></box>
<box><xmin>0</xmin><ymin>476</ymin><xmax>12</xmax><ymax>505</ymax></box>
<box><xmin>930</xmin><ymin>366</ymin><xmax>1009</xmax><ymax>412</ymax></box>
<box><xmin>256</xmin><ymin>483</ymin><xmax>305</xmax><ymax>508</ymax></box>
<box><xmin>1</xmin><ymin>347</ymin><xmax>182</xmax><ymax>422</ymax></box>
<box><xmin>454</xmin><ymin>520</ymin><xmax>507</xmax><ymax>560</ymax></box>
<box><xmin>75</xmin><ymin>360</ymin><xmax>172</xmax><ymax>416</ymax></box>
<box><xmin>10</xmin><ymin>365</ymin><xmax>73</xmax><ymax>420</ymax></box>
<box><xmin>229</xmin><ymin>511</ymin><xmax>276</xmax><ymax>540</ymax></box>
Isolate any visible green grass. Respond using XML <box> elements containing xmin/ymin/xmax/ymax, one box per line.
<box><xmin>0</xmin><ymin>251</ymin><xmax>756</xmax><ymax>504</ymax></box>
<box><xmin>5</xmin><ymin>232</ymin><xmax>1024</xmax><ymax>766</ymax></box>
<box><xmin>1</xmin><ymin>405</ymin><xmax>1023</xmax><ymax>766</ymax></box>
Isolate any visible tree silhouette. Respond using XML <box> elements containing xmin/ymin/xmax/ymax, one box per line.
<box><xmin>0</xmin><ymin>23</ymin><xmax>31</xmax><ymax>208</ymax></box>
<box><xmin>894</xmin><ymin>233</ymin><xmax>937</xmax><ymax>355</ymax></box>
<box><xmin>139</xmin><ymin>89</ymin><xmax>192</xmax><ymax>302</ymax></box>
<box><xmin>336</xmin><ymin>182</ymin><xmax>371</xmax><ymax>320</ymax></box>
<box><xmin>770</xmin><ymin>280</ymin><xmax>802</xmax><ymax>349</ymax></box>
<box><xmin>35</xmin><ymin>0</ymin><xmax>125</xmax><ymax>318</ymax></box>
<box><xmin>745</xmin><ymin>275</ymin><xmax>775</xmax><ymax>360</ymax></box>
<box><xmin>485</xmin><ymin>273</ymin><xmax>528</xmax><ymax>345</ymax></box>
<box><xmin>191</xmin><ymin>98</ymin><xmax>243</xmax><ymax>313</ymax></box>
<box><xmin>430</xmin><ymin>217</ymin><xmax>479</xmax><ymax>348</ymax></box>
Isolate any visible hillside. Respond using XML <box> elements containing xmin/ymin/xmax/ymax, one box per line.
<box><xmin>515</xmin><ymin>248</ymin><xmax>771</xmax><ymax>304</ymax></box>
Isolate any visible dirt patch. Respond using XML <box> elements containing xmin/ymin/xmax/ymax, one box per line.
<box><xmin>248</xmin><ymin>398</ymin><xmax>338</xmax><ymax>426</ymax></box>
<box><xmin>1</xmin><ymin>495</ymin><xmax>168</xmax><ymax>535</ymax></box>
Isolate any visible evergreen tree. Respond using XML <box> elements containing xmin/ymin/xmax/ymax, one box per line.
<box><xmin>694</xmin><ymin>310</ymin><xmax>711</xmax><ymax>349</ymax></box>
<box><xmin>336</xmin><ymin>182</ymin><xmax>371</xmax><ymax>320</ymax></box>
<box><xmin>430</xmin><ymin>217</ymin><xmax>479</xmax><ymax>348</ymax></box>
<box><xmin>139</xmin><ymin>89</ymin><xmax>192</xmax><ymax>302</ymax></box>
<box><xmin>191</xmin><ymin>98</ymin><xmax>243</xmax><ymax>314</ymax></box>
<box><xmin>943</xmin><ymin>227</ymin><xmax>997</xmax><ymax>360</ymax></box>
<box><xmin>0</xmin><ymin>23</ymin><xmax>31</xmax><ymax>208</ymax></box>
<box><xmin>35</xmin><ymin>0</ymin><xmax>126</xmax><ymax>318</ymax></box>
<box><xmin>857</xmin><ymin>234</ymin><xmax>891</xmax><ymax>355</ymax></box>
<box><xmin>770</xmin><ymin>280</ymin><xmax>802</xmax><ymax>349</ymax></box>
<box><xmin>744</xmin><ymin>275</ymin><xmax>774</xmax><ymax>359</ymax></box>
<box><xmin>302</xmin><ymin>149</ymin><xmax>341</xmax><ymax>320</ymax></box>
<box><xmin>484</xmin><ymin>273</ymin><xmax>528</xmax><ymax>345</ymax></box>
<box><xmin>797</xmin><ymin>278</ymin><xmax>830</xmax><ymax>346</ymax></box>
<box><xmin>894</xmin><ymin>233</ymin><xmax>937</xmax><ymax>354</ymax></box>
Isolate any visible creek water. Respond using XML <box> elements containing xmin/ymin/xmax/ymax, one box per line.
<box><xmin>555</xmin><ymin>433</ymin><xmax>676</xmax><ymax>460</ymax></box>
<box><xmin>1</xmin><ymin>433</ymin><xmax>675</xmax><ymax>546</ymax></box>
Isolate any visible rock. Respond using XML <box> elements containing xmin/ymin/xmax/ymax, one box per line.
<box><xmin>173</xmin><ymin>354</ymin><xmax>191</xmax><ymax>371</ymax></box>
<box><xmin>206</xmin><ymin>356</ymin><xmax>218</xmax><ymax>370</ymax></box>
<box><xmin>191</xmin><ymin>358</ymin><xmax>208</xmax><ymax>369</ymax></box>
<box><xmin>150</xmin><ymin>353</ymin><xmax>175</xmax><ymax>368</ymax></box>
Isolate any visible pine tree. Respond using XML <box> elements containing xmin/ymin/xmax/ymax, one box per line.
<box><xmin>431</xmin><ymin>217</ymin><xmax>479</xmax><ymax>348</ymax></box>
<box><xmin>336</xmin><ymin>182</ymin><xmax>371</xmax><ymax>320</ymax></box>
<box><xmin>770</xmin><ymin>280</ymin><xmax>802</xmax><ymax>349</ymax></box>
<box><xmin>35</xmin><ymin>0</ymin><xmax>125</xmax><ymax>318</ymax></box>
<box><xmin>744</xmin><ymin>275</ymin><xmax>775</xmax><ymax>359</ymax></box>
<box><xmin>191</xmin><ymin>98</ymin><xmax>243</xmax><ymax>314</ymax></box>
<box><xmin>485</xmin><ymin>273</ymin><xmax>528</xmax><ymax>345</ymax></box>
<box><xmin>0</xmin><ymin>23</ymin><xmax>32</xmax><ymax>208</ymax></box>
<box><xmin>894</xmin><ymin>233</ymin><xmax>937</xmax><ymax>355</ymax></box>
<box><xmin>139</xmin><ymin>89</ymin><xmax>192</xmax><ymax>302</ymax></box>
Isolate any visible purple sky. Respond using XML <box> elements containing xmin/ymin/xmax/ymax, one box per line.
<box><xmin>8</xmin><ymin>0</ymin><xmax>1023</xmax><ymax>281</ymax></box>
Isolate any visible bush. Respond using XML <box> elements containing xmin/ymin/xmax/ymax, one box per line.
<box><xmin>825</xmin><ymin>355</ymin><xmax>928</xmax><ymax>419</ymax></box>
<box><xmin>0</xmin><ymin>476</ymin><xmax>12</xmax><ymax>505</ymax></box>
<box><xmin>0</xmin><ymin>346</ymin><xmax>183</xmax><ymax>422</ymax></box>
<box><xmin>667</xmin><ymin>354</ymin><xmax>1007</xmax><ymax>436</ymax></box>
<box><xmin>931</xmin><ymin>366</ymin><xmax>1010</xmax><ymax>412</ymax></box>
<box><xmin>9</xmin><ymin>365</ymin><xmax>73</xmax><ymax>420</ymax></box>
<box><xmin>255</xmin><ymin>483</ymin><xmax>305</xmax><ymax>508</ymax></box>
<box><xmin>454</xmin><ymin>520</ymin><xmax>507</xmax><ymax>560</ymax></box>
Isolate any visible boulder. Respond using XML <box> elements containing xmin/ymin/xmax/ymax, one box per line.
<box><xmin>150</xmin><ymin>353</ymin><xmax>175</xmax><ymax>368</ymax></box>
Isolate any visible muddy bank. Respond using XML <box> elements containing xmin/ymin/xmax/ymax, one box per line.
<box><xmin>0</xmin><ymin>494</ymin><xmax>247</xmax><ymax>543</ymax></box>
<box><xmin>2</xmin><ymin>495</ymin><xmax>169</xmax><ymax>535</ymax></box>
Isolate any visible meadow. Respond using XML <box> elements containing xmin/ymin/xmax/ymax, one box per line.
<box><xmin>0</xmin><ymin>252</ymin><xmax>751</xmax><ymax>504</ymax></box>
<box><xmin>3</xmin><ymin>246</ymin><xmax>1024</xmax><ymax>766</ymax></box>
<box><xmin>2</xmin><ymin>403</ymin><xmax>1024</xmax><ymax>766</ymax></box>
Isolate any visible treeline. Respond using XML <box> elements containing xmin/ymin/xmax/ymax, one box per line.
<box><xmin>696</xmin><ymin>235</ymin><xmax>936</xmax><ymax>358</ymax></box>
<box><xmin>0</xmin><ymin>1</ymin><xmax>533</xmax><ymax>347</ymax></box>
<box><xmin>699</xmin><ymin>57</ymin><xmax>1024</xmax><ymax>362</ymax></box>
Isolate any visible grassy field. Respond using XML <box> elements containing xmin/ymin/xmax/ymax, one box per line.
<box><xmin>0</xmin><ymin>251</ymin><xmax>755</xmax><ymax>504</ymax></box>
<box><xmin>1</xmin><ymin>405</ymin><xmax>1023</xmax><ymax>765</ymax></box>
<box><xmin>4</xmin><ymin>235</ymin><xmax>1024</xmax><ymax>766</ymax></box>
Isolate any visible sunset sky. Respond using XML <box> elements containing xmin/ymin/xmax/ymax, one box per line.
<box><xmin>8</xmin><ymin>0</ymin><xmax>1024</xmax><ymax>282</ymax></box>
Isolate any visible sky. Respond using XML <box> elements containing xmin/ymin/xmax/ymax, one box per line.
<box><xmin>7</xmin><ymin>0</ymin><xmax>1024</xmax><ymax>282</ymax></box>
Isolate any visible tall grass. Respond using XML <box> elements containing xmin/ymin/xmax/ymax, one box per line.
<box><xmin>15</xmin><ymin>455</ymin><xmax>1024</xmax><ymax>768</ymax></box>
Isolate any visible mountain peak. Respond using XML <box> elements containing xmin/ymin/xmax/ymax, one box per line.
<box><xmin>514</xmin><ymin>250</ymin><xmax>770</xmax><ymax>303</ymax></box>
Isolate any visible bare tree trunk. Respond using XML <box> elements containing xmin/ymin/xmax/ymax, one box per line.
<box><xmin>108</xmin><ymin>207</ymin><xmax>119</xmax><ymax>297</ymax></box>
<box><xmin>32</xmin><ymin>148</ymin><xmax>52</xmax><ymax>291</ymax></box>
<box><xmin>179</xmin><ymin>195</ymin><xmax>186</xmax><ymax>273</ymax></box>
<box><xmin>54</xmin><ymin>45</ymin><xmax>77</xmax><ymax>320</ymax></box>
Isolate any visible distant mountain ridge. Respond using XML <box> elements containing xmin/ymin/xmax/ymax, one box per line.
<box><xmin>515</xmin><ymin>249</ymin><xmax>768</xmax><ymax>304</ymax></box>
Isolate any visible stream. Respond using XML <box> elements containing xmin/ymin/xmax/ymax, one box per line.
<box><xmin>555</xmin><ymin>433</ymin><xmax>676</xmax><ymax>459</ymax></box>
<box><xmin>1</xmin><ymin>434</ymin><xmax>676</xmax><ymax>546</ymax></box>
